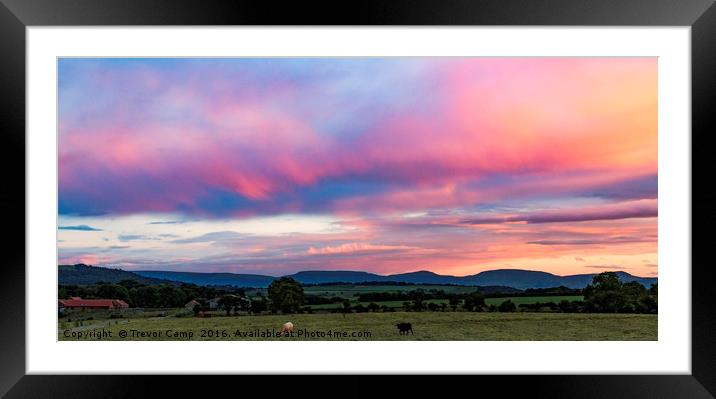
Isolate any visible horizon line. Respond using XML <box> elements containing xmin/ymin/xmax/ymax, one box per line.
<box><xmin>59</xmin><ymin>263</ymin><xmax>658</xmax><ymax>280</ymax></box>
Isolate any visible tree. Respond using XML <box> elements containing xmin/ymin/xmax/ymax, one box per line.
<box><xmin>410</xmin><ymin>290</ymin><xmax>425</xmax><ymax>312</ymax></box>
<box><xmin>649</xmin><ymin>283</ymin><xmax>658</xmax><ymax>297</ymax></box>
<box><xmin>218</xmin><ymin>294</ymin><xmax>239</xmax><ymax>316</ymax></box>
<box><xmin>235</xmin><ymin>296</ymin><xmax>251</xmax><ymax>315</ymax></box>
<box><xmin>558</xmin><ymin>300</ymin><xmax>572</xmax><ymax>313</ymax></box>
<box><xmin>130</xmin><ymin>286</ymin><xmax>160</xmax><ymax>308</ymax></box>
<box><xmin>590</xmin><ymin>272</ymin><xmax>622</xmax><ymax>290</ymax></box>
<box><xmin>96</xmin><ymin>284</ymin><xmax>130</xmax><ymax>303</ymax></box>
<box><xmin>342</xmin><ymin>300</ymin><xmax>352</xmax><ymax>317</ymax></box>
<box><xmin>583</xmin><ymin>272</ymin><xmax>628</xmax><ymax>313</ymax></box>
<box><xmin>621</xmin><ymin>281</ymin><xmax>647</xmax><ymax>313</ymax></box>
<box><xmin>462</xmin><ymin>292</ymin><xmax>485</xmax><ymax>312</ymax></box>
<box><xmin>267</xmin><ymin>277</ymin><xmax>305</xmax><ymax>314</ymax></box>
<box><xmin>117</xmin><ymin>279</ymin><xmax>144</xmax><ymax>290</ymax></box>
<box><xmin>449</xmin><ymin>297</ymin><xmax>460</xmax><ymax>311</ymax></box>
<box><xmin>559</xmin><ymin>300</ymin><xmax>585</xmax><ymax>313</ymax></box>
<box><xmin>250</xmin><ymin>297</ymin><xmax>267</xmax><ymax>314</ymax></box>
<box><xmin>180</xmin><ymin>285</ymin><xmax>201</xmax><ymax>305</ymax></box>
<box><xmin>156</xmin><ymin>285</ymin><xmax>187</xmax><ymax>308</ymax></box>
<box><xmin>498</xmin><ymin>299</ymin><xmax>516</xmax><ymax>312</ymax></box>
<box><xmin>633</xmin><ymin>283</ymin><xmax>658</xmax><ymax>313</ymax></box>
<box><xmin>367</xmin><ymin>302</ymin><xmax>380</xmax><ymax>312</ymax></box>
<box><xmin>645</xmin><ymin>283</ymin><xmax>658</xmax><ymax>313</ymax></box>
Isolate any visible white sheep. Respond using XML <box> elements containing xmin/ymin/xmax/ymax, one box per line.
<box><xmin>277</xmin><ymin>321</ymin><xmax>294</xmax><ymax>337</ymax></box>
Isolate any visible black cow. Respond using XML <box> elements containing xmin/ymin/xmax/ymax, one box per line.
<box><xmin>396</xmin><ymin>322</ymin><xmax>413</xmax><ymax>335</ymax></box>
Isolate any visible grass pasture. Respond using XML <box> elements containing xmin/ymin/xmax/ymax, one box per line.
<box><xmin>59</xmin><ymin>311</ymin><xmax>656</xmax><ymax>341</ymax></box>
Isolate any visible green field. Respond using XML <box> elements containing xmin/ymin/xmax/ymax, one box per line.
<box><xmin>247</xmin><ymin>284</ymin><xmax>515</xmax><ymax>299</ymax></box>
<box><xmin>305</xmin><ymin>295</ymin><xmax>584</xmax><ymax>310</ymax></box>
<box><xmin>59</xmin><ymin>311</ymin><xmax>656</xmax><ymax>341</ymax></box>
<box><xmin>308</xmin><ymin>299</ymin><xmax>450</xmax><ymax>310</ymax></box>
<box><xmin>484</xmin><ymin>295</ymin><xmax>583</xmax><ymax>306</ymax></box>
<box><xmin>301</xmin><ymin>284</ymin><xmax>485</xmax><ymax>297</ymax></box>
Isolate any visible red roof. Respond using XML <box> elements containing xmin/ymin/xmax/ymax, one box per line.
<box><xmin>59</xmin><ymin>299</ymin><xmax>117</xmax><ymax>307</ymax></box>
<box><xmin>113</xmin><ymin>300</ymin><xmax>129</xmax><ymax>307</ymax></box>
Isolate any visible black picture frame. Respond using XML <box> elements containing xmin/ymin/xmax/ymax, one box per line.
<box><xmin>1</xmin><ymin>0</ymin><xmax>714</xmax><ymax>397</ymax></box>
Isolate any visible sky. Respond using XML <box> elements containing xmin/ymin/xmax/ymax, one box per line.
<box><xmin>58</xmin><ymin>58</ymin><xmax>658</xmax><ymax>277</ymax></box>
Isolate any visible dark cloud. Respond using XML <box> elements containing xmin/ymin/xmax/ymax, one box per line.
<box><xmin>148</xmin><ymin>221</ymin><xmax>186</xmax><ymax>225</ymax></box>
<box><xmin>58</xmin><ymin>224</ymin><xmax>102</xmax><ymax>231</ymax></box>
<box><xmin>462</xmin><ymin>201</ymin><xmax>657</xmax><ymax>225</ymax></box>
<box><xmin>585</xmin><ymin>174</ymin><xmax>657</xmax><ymax>200</ymax></box>
<box><xmin>584</xmin><ymin>265</ymin><xmax>628</xmax><ymax>270</ymax></box>
<box><xmin>525</xmin><ymin>209</ymin><xmax>656</xmax><ymax>224</ymax></box>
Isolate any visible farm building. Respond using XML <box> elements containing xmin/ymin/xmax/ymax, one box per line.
<box><xmin>185</xmin><ymin>300</ymin><xmax>200</xmax><ymax>310</ymax></box>
<box><xmin>58</xmin><ymin>298</ymin><xmax>129</xmax><ymax>310</ymax></box>
<box><xmin>208</xmin><ymin>297</ymin><xmax>221</xmax><ymax>310</ymax></box>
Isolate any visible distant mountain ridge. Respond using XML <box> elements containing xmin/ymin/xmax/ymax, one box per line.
<box><xmin>131</xmin><ymin>268</ymin><xmax>656</xmax><ymax>290</ymax></box>
<box><xmin>59</xmin><ymin>264</ymin><xmax>657</xmax><ymax>290</ymax></box>
<box><xmin>58</xmin><ymin>264</ymin><xmax>175</xmax><ymax>286</ymax></box>
<box><xmin>131</xmin><ymin>271</ymin><xmax>275</xmax><ymax>288</ymax></box>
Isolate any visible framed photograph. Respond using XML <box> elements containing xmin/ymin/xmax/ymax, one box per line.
<box><xmin>2</xmin><ymin>0</ymin><xmax>714</xmax><ymax>396</ymax></box>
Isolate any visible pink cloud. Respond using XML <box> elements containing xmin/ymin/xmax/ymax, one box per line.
<box><xmin>60</xmin><ymin>58</ymin><xmax>657</xmax><ymax>217</ymax></box>
<box><xmin>460</xmin><ymin>199</ymin><xmax>657</xmax><ymax>225</ymax></box>
<box><xmin>306</xmin><ymin>242</ymin><xmax>415</xmax><ymax>255</ymax></box>
<box><xmin>58</xmin><ymin>58</ymin><xmax>659</xmax><ymax>277</ymax></box>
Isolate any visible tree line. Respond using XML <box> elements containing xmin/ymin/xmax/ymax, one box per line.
<box><xmin>195</xmin><ymin>277</ymin><xmax>306</xmax><ymax>315</ymax></box>
<box><xmin>59</xmin><ymin>272</ymin><xmax>656</xmax><ymax>315</ymax></box>
<box><xmin>59</xmin><ymin>280</ymin><xmax>241</xmax><ymax>309</ymax></box>
<box><xmin>355</xmin><ymin>286</ymin><xmax>581</xmax><ymax>304</ymax></box>
<box><xmin>582</xmin><ymin>272</ymin><xmax>657</xmax><ymax>313</ymax></box>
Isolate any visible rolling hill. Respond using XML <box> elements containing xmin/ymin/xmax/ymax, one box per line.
<box><xmin>459</xmin><ymin>269</ymin><xmax>656</xmax><ymax>290</ymax></box>
<box><xmin>131</xmin><ymin>270</ymin><xmax>275</xmax><ymax>287</ymax></box>
<box><xmin>60</xmin><ymin>264</ymin><xmax>657</xmax><ymax>290</ymax></box>
<box><xmin>131</xmin><ymin>268</ymin><xmax>656</xmax><ymax>289</ymax></box>
<box><xmin>58</xmin><ymin>264</ymin><xmax>175</xmax><ymax>285</ymax></box>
